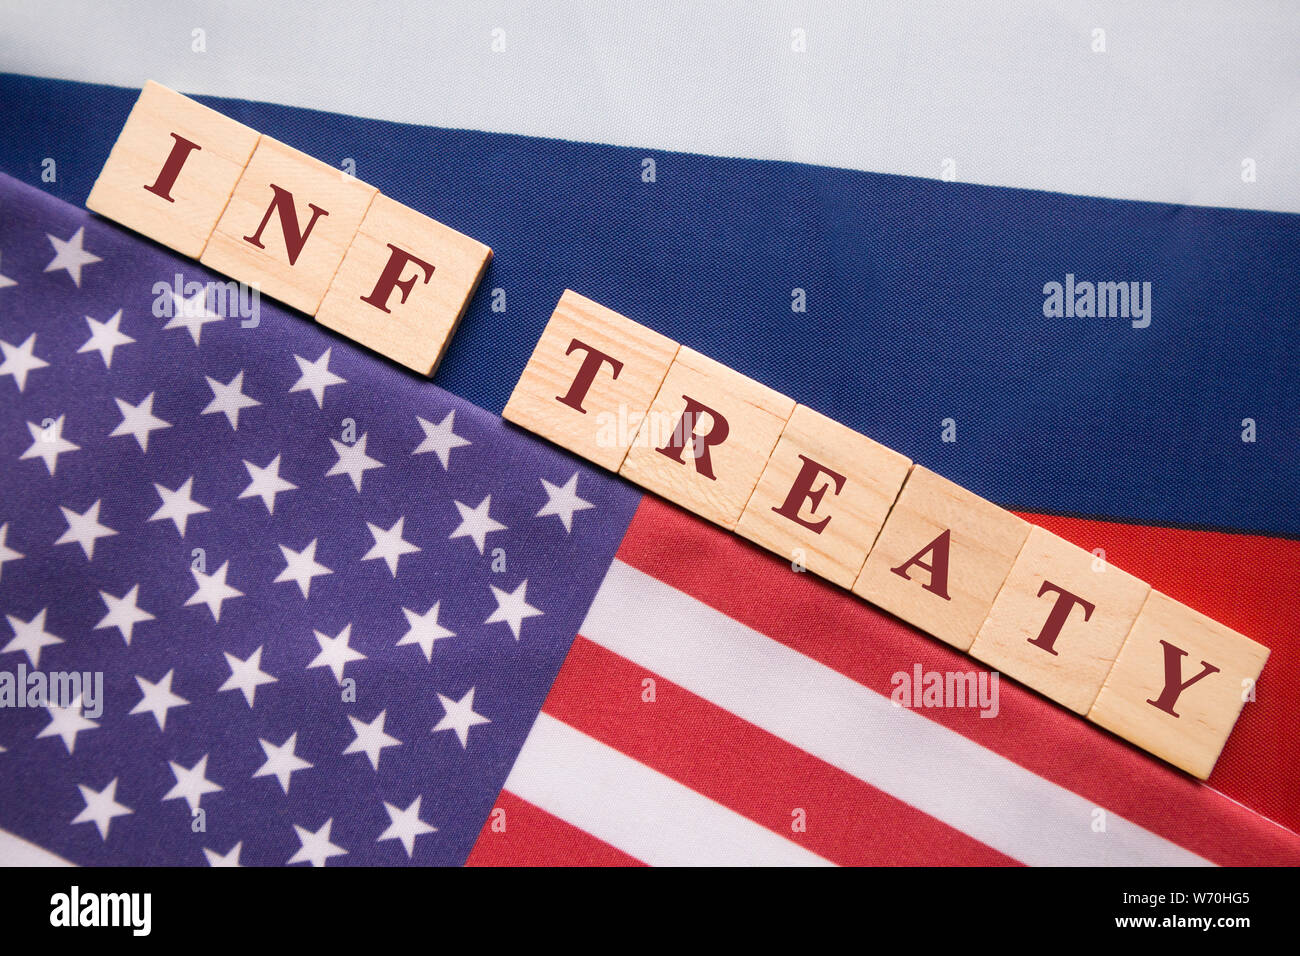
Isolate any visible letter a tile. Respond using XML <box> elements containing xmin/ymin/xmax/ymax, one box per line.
<box><xmin>852</xmin><ymin>466</ymin><xmax>1030</xmax><ymax>651</ymax></box>
<box><xmin>316</xmin><ymin>194</ymin><xmax>491</xmax><ymax>376</ymax></box>
<box><xmin>735</xmin><ymin>404</ymin><xmax>910</xmax><ymax>588</ymax></box>
<box><xmin>620</xmin><ymin>347</ymin><xmax>795</xmax><ymax>530</ymax></box>
<box><xmin>503</xmin><ymin>290</ymin><xmax>679</xmax><ymax>471</ymax></box>
<box><xmin>1088</xmin><ymin>591</ymin><xmax>1268</xmax><ymax>779</ymax></box>
<box><xmin>968</xmin><ymin>526</ymin><xmax>1150</xmax><ymax>714</ymax></box>
<box><xmin>86</xmin><ymin>82</ymin><xmax>259</xmax><ymax>258</ymax></box>
<box><xmin>201</xmin><ymin>137</ymin><xmax>378</xmax><ymax>314</ymax></box>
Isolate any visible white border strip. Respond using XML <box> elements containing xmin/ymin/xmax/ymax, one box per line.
<box><xmin>1</xmin><ymin>1</ymin><xmax>1296</xmax><ymax>212</ymax></box>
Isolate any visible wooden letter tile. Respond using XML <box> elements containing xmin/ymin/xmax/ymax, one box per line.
<box><xmin>852</xmin><ymin>466</ymin><xmax>1030</xmax><ymax>651</ymax></box>
<box><xmin>200</xmin><ymin>137</ymin><xmax>378</xmax><ymax>314</ymax></box>
<box><xmin>734</xmin><ymin>404</ymin><xmax>910</xmax><ymax>588</ymax></box>
<box><xmin>1088</xmin><ymin>591</ymin><xmax>1268</xmax><ymax>779</ymax></box>
<box><xmin>316</xmin><ymin>194</ymin><xmax>491</xmax><ymax>375</ymax></box>
<box><xmin>502</xmin><ymin>290</ymin><xmax>678</xmax><ymax>471</ymax></box>
<box><xmin>86</xmin><ymin>81</ymin><xmax>259</xmax><ymax>258</ymax></box>
<box><xmin>968</xmin><ymin>526</ymin><xmax>1150</xmax><ymax>713</ymax></box>
<box><xmin>619</xmin><ymin>347</ymin><xmax>794</xmax><ymax>529</ymax></box>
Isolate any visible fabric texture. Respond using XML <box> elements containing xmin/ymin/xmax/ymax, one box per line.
<box><xmin>0</xmin><ymin>54</ymin><xmax>1295</xmax><ymax>864</ymax></box>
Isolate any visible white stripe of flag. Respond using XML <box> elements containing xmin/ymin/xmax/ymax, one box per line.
<box><xmin>506</xmin><ymin>713</ymin><xmax>831</xmax><ymax>867</ymax></box>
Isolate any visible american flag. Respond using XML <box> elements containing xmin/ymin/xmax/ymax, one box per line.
<box><xmin>2</xmin><ymin>175</ymin><xmax>1298</xmax><ymax>867</ymax></box>
<box><xmin>0</xmin><ymin>173</ymin><xmax>638</xmax><ymax>866</ymax></box>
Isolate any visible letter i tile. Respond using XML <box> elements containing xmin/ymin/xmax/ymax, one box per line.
<box><xmin>86</xmin><ymin>81</ymin><xmax>259</xmax><ymax>258</ymax></box>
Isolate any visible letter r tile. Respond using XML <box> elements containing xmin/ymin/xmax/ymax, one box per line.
<box><xmin>200</xmin><ymin>136</ymin><xmax>378</xmax><ymax>314</ymax></box>
<box><xmin>969</xmin><ymin>526</ymin><xmax>1150</xmax><ymax>714</ymax></box>
<box><xmin>735</xmin><ymin>404</ymin><xmax>911</xmax><ymax>588</ymax></box>
<box><xmin>86</xmin><ymin>81</ymin><xmax>259</xmax><ymax>258</ymax></box>
<box><xmin>502</xmin><ymin>290</ymin><xmax>679</xmax><ymax>471</ymax></box>
<box><xmin>316</xmin><ymin>194</ymin><xmax>491</xmax><ymax>376</ymax></box>
<box><xmin>853</xmin><ymin>466</ymin><xmax>1030</xmax><ymax>651</ymax></box>
<box><xmin>1087</xmin><ymin>591</ymin><xmax>1268</xmax><ymax>779</ymax></box>
<box><xmin>620</xmin><ymin>347</ymin><xmax>795</xmax><ymax>530</ymax></box>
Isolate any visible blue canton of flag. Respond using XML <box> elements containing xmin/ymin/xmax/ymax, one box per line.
<box><xmin>0</xmin><ymin>173</ymin><xmax>640</xmax><ymax>866</ymax></box>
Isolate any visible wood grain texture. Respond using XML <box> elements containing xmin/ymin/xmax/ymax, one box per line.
<box><xmin>86</xmin><ymin>81</ymin><xmax>258</xmax><ymax>258</ymax></box>
<box><xmin>852</xmin><ymin>466</ymin><xmax>1030</xmax><ymax>651</ymax></box>
<box><xmin>734</xmin><ymin>404</ymin><xmax>910</xmax><ymax>588</ymax></box>
<box><xmin>502</xmin><ymin>290</ymin><xmax>679</xmax><ymax>471</ymax></box>
<box><xmin>1088</xmin><ymin>590</ymin><xmax>1268</xmax><ymax>779</ymax></box>
<box><xmin>200</xmin><ymin>136</ymin><xmax>377</xmax><ymax>314</ymax></box>
<box><xmin>619</xmin><ymin>347</ymin><xmax>794</xmax><ymax>530</ymax></box>
<box><xmin>316</xmin><ymin>194</ymin><xmax>491</xmax><ymax>375</ymax></box>
<box><xmin>968</xmin><ymin>525</ymin><xmax>1150</xmax><ymax>714</ymax></box>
